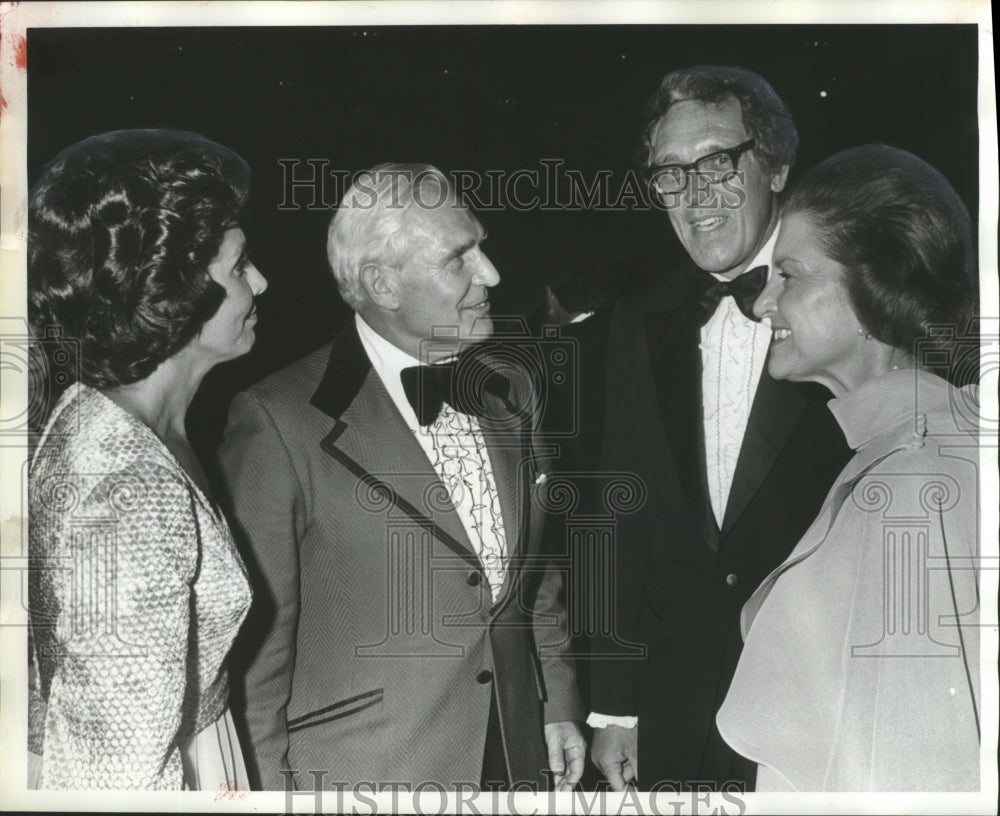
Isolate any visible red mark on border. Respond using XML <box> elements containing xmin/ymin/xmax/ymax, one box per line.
<box><xmin>15</xmin><ymin>33</ymin><xmax>26</xmax><ymax>70</ymax></box>
<box><xmin>212</xmin><ymin>788</ymin><xmax>250</xmax><ymax>802</ymax></box>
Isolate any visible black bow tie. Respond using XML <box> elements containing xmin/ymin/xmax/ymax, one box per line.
<box><xmin>695</xmin><ymin>264</ymin><xmax>768</xmax><ymax>326</ymax></box>
<box><xmin>400</xmin><ymin>355</ymin><xmax>511</xmax><ymax>426</ymax></box>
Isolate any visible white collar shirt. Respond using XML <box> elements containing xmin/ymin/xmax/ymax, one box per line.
<box><xmin>700</xmin><ymin>224</ymin><xmax>778</xmax><ymax>529</ymax></box>
<box><xmin>355</xmin><ymin>313</ymin><xmax>508</xmax><ymax>597</ymax></box>
<box><xmin>589</xmin><ymin>226</ymin><xmax>779</xmax><ymax>731</ymax></box>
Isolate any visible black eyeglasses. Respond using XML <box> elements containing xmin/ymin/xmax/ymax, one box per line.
<box><xmin>648</xmin><ymin>138</ymin><xmax>756</xmax><ymax>196</ymax></box>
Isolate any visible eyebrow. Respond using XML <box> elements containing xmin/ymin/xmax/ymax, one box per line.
<box><xmin>654</xmin><ymin>140</ymin><xmax>738</xmax><ymax>165</ymax></box>
<box><xmin>775</xmin><ymin>257</ymin><xmax>807</xmax><ymax>272</ymax></box>
<box><xmin>442</xmin><ymin>230</ymin><xmax>486</xmax><ymax>263</ymax></box>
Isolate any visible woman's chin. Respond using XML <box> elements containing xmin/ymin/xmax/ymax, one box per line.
<box><xmin>236</xmin><ymin>329</ymin><xmax>257</xmax><ymax>356</ymax></box>
<box><xmin>766</xmin><ymin>356</ymin><xmax>794</xmax><ymax>382</ymax></box>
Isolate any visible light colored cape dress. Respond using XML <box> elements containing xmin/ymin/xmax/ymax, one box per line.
<box><xmin>717</xmin><ymin>368</ymin><xmax>982</xmax><ymax>791</ymax></box>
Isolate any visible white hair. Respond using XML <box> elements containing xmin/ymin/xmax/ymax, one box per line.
<box><xmin>326</xmin><ymin>163</ymin><xmax>455</xmax><ymax>309</ymax></box>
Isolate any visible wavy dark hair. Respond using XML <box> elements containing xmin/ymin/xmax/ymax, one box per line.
<box><xmin>783</xmin><ymin>144</ymin><xmax>977</xmax><ymax>360</ymax></box>
<box><xmin>642</xmin><ymin>65</ymin><xmax>799</xmax><ymax>176</ymax></box>
<box><xmin>29</xmin><ymin>128</ymin><xmax>251</xmax><ymax>389</ymax></box>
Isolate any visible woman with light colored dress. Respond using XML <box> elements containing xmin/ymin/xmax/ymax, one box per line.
<box><xmin>716</xmin><ymin>144</ymin><xmax>981</xmax><ymax>791</ymax></box>
<box><xmin>28</xmin><ymin>128</ymin><xmax>267</xmax><ymax>790</ymax></box>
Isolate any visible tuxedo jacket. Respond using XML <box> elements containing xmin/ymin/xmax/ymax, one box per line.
<box><xmin>541</xmin><ymin>311</ymin><xmax>613</xmax><ymax>482</ymax></box>
<box><xmin>217</xmin><ymin>322</ymin><xmax>581</xmax><ymax>791</ymax></box>
<box><xmin>590</xmin><ymin>262</ymin><xmax>852</xmax><ymax>787</ymax></box>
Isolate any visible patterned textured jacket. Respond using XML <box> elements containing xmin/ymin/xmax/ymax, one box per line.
<box><xmin>29</xmin><ymin>384</ymin><xmax>251</xmax><ymax>789</ymax></box>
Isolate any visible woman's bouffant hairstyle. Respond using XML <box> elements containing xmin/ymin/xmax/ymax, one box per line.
<box><xmin>643</xmin><ymin>65</ymin><xmax>799</xmax><ymax>176</ymax></box>
<box><xmin>29</xmin><ymin>128</ymin><xmax>251</xmax><ymax>389</ymax></box>
<box><xmin>783</xmin><ymin>144</ymin><xmax>977</xmax><ymax>357</ymax></box>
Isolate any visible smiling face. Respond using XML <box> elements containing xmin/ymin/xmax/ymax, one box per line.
<box><xmin>649</xmin><ymin>96</ymin><xmax>788</xmax><ymax>278</ymax></box>
<box><xmin>754</xmin><ymin>211</ymin><xmax>883</xmax><ymax>396</ymax></box>
<box><xmin>192</xmin><ymin>227</ymin><xmax>267</xmax><ymax>363</ymax></box>
<box><xmin>387</xmin><ymin>201</ymin><xmax>499</xmax><ymax>360</ymax></box>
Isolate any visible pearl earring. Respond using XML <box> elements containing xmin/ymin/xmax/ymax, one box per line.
<box><xmin>857</xmin><ymin>328</ymin><xmax>872</xmax><ymax>340</ymax></box>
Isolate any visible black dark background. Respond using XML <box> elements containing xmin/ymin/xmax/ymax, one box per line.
<box><xmin>27</xmin><ymin>24</ymin><xmax>980</xmax><ymax>452</ymax></box>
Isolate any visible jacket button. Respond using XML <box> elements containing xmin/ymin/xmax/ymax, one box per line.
<box><xmin>467</xmin><ymin>572</ymin><xmax>481</xmax><ymax>586</ymax></box>
<box><xmin>725</xmin><ymin>573</ymin><xmax>739</xmax><ymax>587</ymax></box>
<box><xmin>476</xmin><ymin>670</ymin><xmax>493</xmax><ymax>684</ymax></box>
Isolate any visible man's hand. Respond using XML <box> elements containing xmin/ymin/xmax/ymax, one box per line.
<box><xmin>590</xmin><ymin>724</ymin><xmax>637</xmax><ymax>791</ymax></box>
<box><xmin>544</xmin><ymin>720</ymin><xmax>586</xmax><ymax>791</ymax></box>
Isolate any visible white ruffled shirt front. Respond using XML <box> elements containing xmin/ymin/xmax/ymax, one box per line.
<box><xmin>355</xmin><ymin>314</ymin><xmax>508</xmax><ymax>598</ymax></box>
<box><xmin>701</xmin><ymin>228</ymin><xmax>777</xmax><ymax>527</ymax></box>
<box><xmin>588</xmin><ymin>228</ymin><xmax>777</xmax><ymax>732</ymax></box>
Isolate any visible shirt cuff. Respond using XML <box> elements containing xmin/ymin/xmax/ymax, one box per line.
<box><xmin>587</xmin><ymin>712</ymin><xmax>638</xmax><ymax>729</ymax></box>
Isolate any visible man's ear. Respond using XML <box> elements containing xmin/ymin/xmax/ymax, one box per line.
<box><xmin>359</xmin><ymin>263</ymin><xmax>400</xmax><ymax>310</ymax></box>
<box><xmin>770</xmin><ymin>164</ymin><xmax>790</xmax><ymax>194</ymax></box>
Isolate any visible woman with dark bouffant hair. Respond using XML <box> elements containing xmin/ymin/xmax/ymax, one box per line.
<box><xmin>28</xmin><ymin>129</ymin><xmax>267</xmax><ymax>790</ymax></box>
<box><xmin>716</xmin><ymin>145</ymin><xmax>980</xmax><ymax>791</ymax></box>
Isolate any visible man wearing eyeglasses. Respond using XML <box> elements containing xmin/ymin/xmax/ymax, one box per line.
<box><xmin>588</xmin><ymin>66</ymin><xmax>851</xmax><ymax>792</ymax></box>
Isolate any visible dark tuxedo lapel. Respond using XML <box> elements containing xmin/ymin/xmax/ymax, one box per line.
<box><xmin>721</xmin><ymin>356</ymin><xmax>810</xmax><ymax>533</ymax></box>
<box><xmin>643</xmin><ymin>276</ymin><xmax>715</xmax><ymax>539</ymax></box>
<box><xmin>481</xmin><ymin>425</ymin><xmax>522</xmax><ymax>555</ymax></box>
<box><xmin>311</xmin><ymin>323</ymin><xmax>481</xmax><ymax>570</ymax></box>
<box><xmin>478</xmin><ymin>391</ymin><xmax>540</xmax><ymax>609</ymax></box>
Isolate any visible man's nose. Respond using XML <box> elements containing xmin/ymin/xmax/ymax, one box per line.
<box><xmin>680</xmin><ymin>170</ymin><xmax>718</xmax><ymax>209</ymax></box>
<box><xmin>471</xmin><ymin>249</ymin><xmax>500</xmax><ymax>287</ymax></box>
<box><xmin>753</xmin><ymin>273</ymin><xmax>781</xmax><ymax>320</ymax></box>
<box><xmin>681</xmin><ymin>172</ymin><xmax>701</xmax><ymax>207</ymax></box>
<box><xmin>248</xmin><ymin>262</ymin><xmax>268</xmax><ymax>296</ymax></box>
